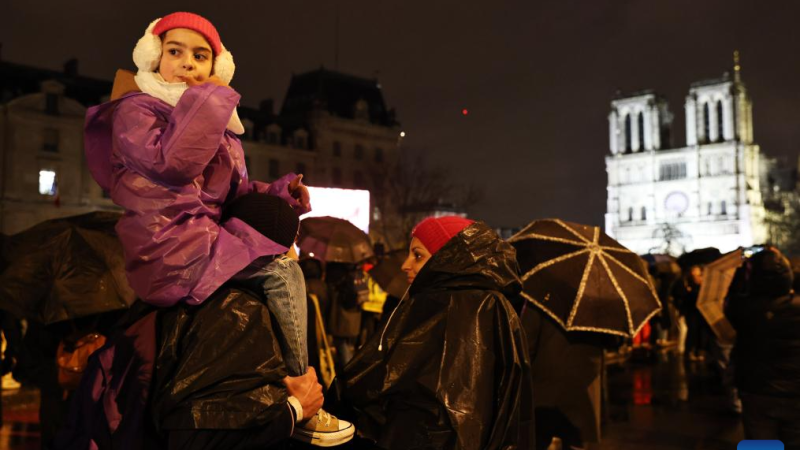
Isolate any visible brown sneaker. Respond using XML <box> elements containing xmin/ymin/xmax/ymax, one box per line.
<box><xmin>292</xmin><ymin>408</ymin><xmax>355</xmax><ymax>447</ymax></box>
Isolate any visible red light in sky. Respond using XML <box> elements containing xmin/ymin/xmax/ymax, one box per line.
<box><xmin>462</xmin><ymin>108</ymin><xmax>469</xmax><ymax>116</ymax></box>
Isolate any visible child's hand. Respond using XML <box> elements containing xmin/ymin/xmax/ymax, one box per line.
<box><xmin>204</xmin><ymin>75</ymin><xmax>229</xmax><ymax>87</ymax></box>
<box><xmin>289</xmin><ymin>175</ymin><xmax>311</xmax><ymax>210</ymax></box>
<box><xmin>185</xmin><ymin>75</ymin><xmax>229</xmax><ymax>87</ymax></box>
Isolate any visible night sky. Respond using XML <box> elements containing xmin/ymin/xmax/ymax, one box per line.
<box><xmin>3</xmin><ymin>1</ymin><xmax>800</xmax><ymax>228</ymax></box>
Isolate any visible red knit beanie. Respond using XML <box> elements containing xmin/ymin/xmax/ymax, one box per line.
<box><xmin>412</xmin><ymin>216</ymin><xmax>475</xmax><ymax>255</ymax></box>
<box><xmin>152</xmin><ymin>12</ymin><xmax>222</xmax><ymax>55</ymax></box>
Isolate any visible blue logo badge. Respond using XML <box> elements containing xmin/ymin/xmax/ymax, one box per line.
<box><xmin>738</xmin><ymin>441</ymin><xmax>784</xmax><ymax>450</ymax></box>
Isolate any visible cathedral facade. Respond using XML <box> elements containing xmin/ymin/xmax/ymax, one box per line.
<box><xmin>605</xmin><ymin>64</ymin><xmax>767</xmax><ymax>254</ymax></box>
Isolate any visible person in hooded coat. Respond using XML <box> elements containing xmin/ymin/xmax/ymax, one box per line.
<box><xmin>726</xmin><ymin>247</ymin><xmax>800</xmax><ymax>446</ymax></box>
<box><xmin>339</xmin><ymin>216</ymin><xmax>534</xmax><ymax>450</ymax></box>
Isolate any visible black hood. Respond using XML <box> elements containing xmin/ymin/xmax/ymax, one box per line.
<box><xmin>750</xmin><ymin>249</ymin><xmax>793</xmax><ymax>297</ymax></box>
<box><xmin>410</xmin><ymin>221</ymin><xmax>521</xmax><ymax>299</ymax></box>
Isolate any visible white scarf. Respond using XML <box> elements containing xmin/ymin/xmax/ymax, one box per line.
<box><xmin>134</xmin><ymin>71</ymin><xmax>245</xmax><ymax>135</ymax></box>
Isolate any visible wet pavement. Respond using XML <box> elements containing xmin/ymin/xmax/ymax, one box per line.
<box><xmin>599</xmin><ymin>348</ymin><xmax>744</xmax><ymax>449</ymax></box>
<box><xmin>0</xmin><ymin>347</ymin><xmax>744</xmax><ymax>450</ymax></box>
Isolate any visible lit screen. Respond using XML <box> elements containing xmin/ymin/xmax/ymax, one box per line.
<box><xmin>301</xmin><ymin>186</ymin><xmax>370</xmax><ymax>233</ymax></box>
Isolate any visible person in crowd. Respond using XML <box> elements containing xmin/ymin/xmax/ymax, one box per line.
<box><xmin>0</xmin><ymin>310</ymin><xmax>21</xmax><ymax>428</ymax></box>
<box><xmin>726</xmin><ymin>247</ymin><xmax>800</xmax><ymax>446</ymax></box>
<box><xmin>56</xmin><ymin>195</ymin><xmax>353</xmax><ymax>449</ymax></box>
<box><xmin>339</xmin><ymin>216</ymin><xmax>534</xmax><ymax>449</ymax></box>
<box><xmin>326</xmin><ymin>262</ymin><xmax>366</xmax><ymax>367</ymax></box>
<box><xmin>672</xmin><ymin>265</ymin><xmax>710</xmax><ymax>360</ymax></box>
<box><xmin>226</xmin><ymin>193</ymin><xmax>355</xmax><ymax>445</ymax></box>
<box><xmin>521</xmin><ymin>303</ymin><xmax>611</xmax><ymax>450</ymax></box>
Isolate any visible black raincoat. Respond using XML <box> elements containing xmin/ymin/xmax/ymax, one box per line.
<box><xmin>341</xmin><ymin>222</ymin><xmax>534</xmax><ymax>450</ymax></box>
<box><xmin>151</xmin><ymin>287</ymin><xmax>294</xmax><ymax>449</ymax></box>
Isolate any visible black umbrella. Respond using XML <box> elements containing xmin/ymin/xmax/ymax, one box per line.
<box><xmin>0</xmin><ymin>212</ymin><xmax>136</xmax><ymax>324</ymax></box>
<box><xmin>509</xmin><ymin>219</ymin><xmax>661</xmax><ymax>338</ymax></box>
<box><xmin>368</xmin><ymin>250</ymin><xmax>409</xmax><ymax>299</ymax></box>
<box><xmin>298</xmin><ymin>216</ymin><xmax>374</xmax><ymax>264</ymax></box>
<box><xmin>677</xmin><ymin>247</ymin><xmax>721</xmax><ymax>270</ymax></box>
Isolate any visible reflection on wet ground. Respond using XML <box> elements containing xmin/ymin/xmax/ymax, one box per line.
<box><xmin>0</xmin><ymin>348</ymin><xmax>744</xmax><ymax>449</ymax></box>
<box><xmin>1</xmin><ymin>387</ymin><xmax>40</xmax><ymax>450</ymax></box>
<box><xmin>599</xmin><ymin>348</ymin><xmax>744</xmax><ymax>449</ymax></box>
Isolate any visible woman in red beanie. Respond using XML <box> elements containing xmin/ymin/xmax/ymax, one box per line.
<box><xmin>340</xmin><ymin>216</ymin><xmax>534</xmax><ymax>449</ymax></box>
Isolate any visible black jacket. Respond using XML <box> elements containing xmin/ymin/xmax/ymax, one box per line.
<box><xmin>728</xmin><ymin>291</ymin><xmax>800</xmax><ymax>398</ymax></box>
<box><xmin>341</xmin><ymin>222</ymin><xmax>534</xmax><ymax>450</ymax></box>
<box><xmin>151</xmin><ymin>287</ymin><xmax>294</xmax><ymax>449</ymax></box>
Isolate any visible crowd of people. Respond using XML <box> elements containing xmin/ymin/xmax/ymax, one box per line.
<box><xmin>0</xmin><ymin>10</ymin><xmax>798</xmax><ymax>450</ymax></box>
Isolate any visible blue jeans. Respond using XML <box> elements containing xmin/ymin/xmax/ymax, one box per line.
<box><xmin>239</xmin><ymin>256</ymin><xmax>308</xmax><ymax>376</ymax></box>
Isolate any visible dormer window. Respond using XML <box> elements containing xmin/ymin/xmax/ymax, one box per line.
<box><xmin>46</xmin><ymin>93</ymin><xmax>59</xmax><ymax>115</ymax></box>
<box><xmin>266</xmin><ymin>124</ymin><xmax>282</xmax><ymax>145</ymax></box>
<box><xmin>354</xmin><ymin>98</ymin><xmax>369</xmax><ymax>121</ymax></box>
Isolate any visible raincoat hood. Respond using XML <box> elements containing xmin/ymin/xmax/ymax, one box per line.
<box><xmin>410</xmin><ymin>221</ymin><xmax>522</xmax><ymax>299</ymax></box>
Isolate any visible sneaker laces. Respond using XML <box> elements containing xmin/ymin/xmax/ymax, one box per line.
<box><xmin>317</xmin><ymin>409</ymin><xmax>332</xmax><ymax>427</ymax></box>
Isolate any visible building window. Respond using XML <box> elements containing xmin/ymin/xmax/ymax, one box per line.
<box><xmin>707</xmin><ymin>202</ymin><xmax>713</xmax><ymax>215</ymax></box>
<box><xmin>375</xmin><ymin>147</ymin><xmax>384</xmax><ymax>163</ymax></box>
<box><xmin>39</xmin><ymin>170</ymin><xmax>57</xmax><ymax>196</ymax></box>
<box><xmin>638</xmin><ymin>112</ymin><xmax>645</xmax><ymax>151</ymax></box>
<box><xmin>43</xmin><ymin>128</ymin><xmax>59</xmax><ymax>152</ymax></box>
<box><xmin>717</xmin><ymin>100</ymin><xmax>724</xmax><ymax>142</ymax></box>
<box><xmin>703</xmin><ymin>102</ymin><xmax>710</xmax><ymax>144</ymax></box>
<box><xmin>659</xmin><ymin>162</ymin><xmax>687</xmax><ymax>181</ymax></box>
<box><xmin>333</xmin><ymin>141</ymin><xmax>342</xmax><ymax>157</ymax></box>
<box><xmin>627</xmin><ymin>207</ymin><xmax>633</xmax><ymax>222</ymax></box>
<box><xmin>354</xmin><ymin>144</ymin><xmax>364</xmax><ymax>160</ymax></box>
<box><xmin>332</xmin><ymin>167</ymin><xmax>342</xmax><ymax>186</ymax></box>
<box><xmin>267</xmin><ymin>132</ymin><xmax>279</xmax><ymax>144</ymax></box>
<box><xmin>45</xmin><ymin>93</ymin><xmax>59</xmax><ymax>115</ymax></box>
<box><xmin>721</xmin><ymin>200</ymin><xmax>727</xmax><ymax>215</ymax></box>
<box><xmin>269</xmin><ymin>159</ymin><xmax>280</xmax><ymax>180</ymax></box>
<box><xmin>354</xmin><ymin>171</ymin><xmax>366</xmax><ymax>188</ymax></box>
<box><xmin>624</xmin><ymin>114</ymin><xmax>632</xmax><ymax>152</ymax></box>
<box><xmin>295</xmin><ymin>136</ymin><xmax>305</xmax><ymax>150</ymax></box>
<box><xmin>641</xmin><ymin>206</ymin><xmax>647</xmax><ymax>221</ymax></box>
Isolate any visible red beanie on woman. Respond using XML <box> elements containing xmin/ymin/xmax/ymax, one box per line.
<box><xmin>412</xmin><ymin>216</ymin><xmax>475</xmax><ymax>255</ymax></box>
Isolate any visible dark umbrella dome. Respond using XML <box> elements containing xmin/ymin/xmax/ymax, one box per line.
<box><xmin>677</xmin><ymin>247</ymin><xmax>722</xmax><ymax>270</ymax></box>
<box><xmin>510</xmin><ymin>219</ymin><xmax>661</xmax><ymax>338</ymax></box>
<box><xmin>298</xmin><ymin>216</ymin><xmax>374</xmax><ymax>264</ymax></box>
<box><xmin>0</xmin><ymin>212</ymin><xmax>136</xmax><ymax>324</ymax></box>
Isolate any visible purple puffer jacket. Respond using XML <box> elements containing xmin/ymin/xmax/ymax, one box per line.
<box><xmin>85</xmin><ymin>84</ymin><xmax>304</xmax><ymax>307</ymax></box>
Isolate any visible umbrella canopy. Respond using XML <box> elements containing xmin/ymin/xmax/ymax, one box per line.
<box><xmin>298</xmin><ymin>216</ymin><xmax>374</xmax><ymax>264</ymax></box>
<box><xmin>0</xmin><ymin>212</ymin><xmax>136</xmax><ymax>324</ymax></box>
<box><xmin>697</xmin><ymin>249</ymin><xmax>742</xmax><ymax>345</ymax></box>
<box><xmin>368</xmin><ymin>250</ymin><xmax>409</xmax><ymax>299</ymax></box>
<box><xmin>509</xmin><ymin>219</ymin><xmax>661</xmax><ymax>338</ymax></box>
<box><xmin>677</xmin><ymin>247</ymin><xmax>722</xmax><ymax>270</ymax></box>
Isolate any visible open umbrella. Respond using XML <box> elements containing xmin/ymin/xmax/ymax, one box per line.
<box><xmin>368</xmin><ymin>250</ymin><xmax>409</xmax><ymax>299</ymax></box>
<box><xmin>696</xmin><ymin>249</ymin><xmax>742</xmax><ymax>345</ymax></box>
<box><xmin>0</xmin><ymin>212</ymin><xmax>136</xmax><ymax>324</ymax></box>
<box><xmin>509</xmin><ymin>219</ymin><xmax>661</xmax><ymax>338</ymax></box>
<box><xmin>298</xmin><ymin>216</ymin><xmax>374</xmax><ymax>264</ymax></box>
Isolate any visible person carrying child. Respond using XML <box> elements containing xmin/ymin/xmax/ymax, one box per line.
<box><xmin>82</xmin><ymin>12</ymin><xmax>351</xmax><ymax>446</ymax></box>
<box><xmin>224</xmin><ymin>193</ymin><xmax>355</xmax><ymax>446</ymax></box>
